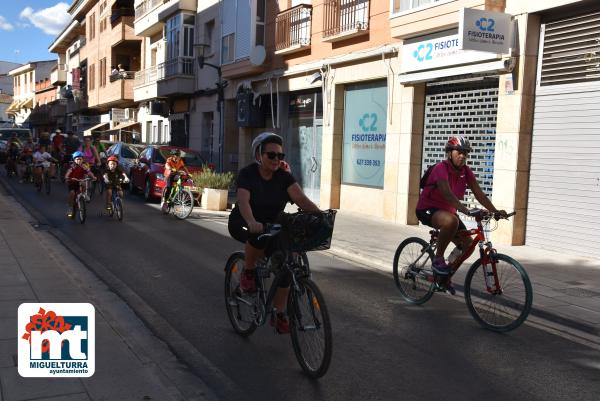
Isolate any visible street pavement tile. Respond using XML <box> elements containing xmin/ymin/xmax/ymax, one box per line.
<box><xmin>0</xmin><ymin>272</ymin><xmax>28</xmax><ymax>287</ymax></box>
<box><xmin>532</xmin><ymin>283</ymin><xmax>576</xmax><ymax>299</ymax></box>
<box><xmin>553</xmin><ymin>295</ymin><xmax>600</xmax><ymax>312</ymax></box>
<box><xmin>0</xmin><ymin>367</ymin><xmax>86</xmax><ymax>401</ymax></box>
<box><xmin>0</xmin><ymin>286</ymin><xmax>36</xmax><ymax>301</ymax></box>
<box><xmin>0</xmin><ymin>300</ymin><xmax>34</xmax><ymax>319</ymax></box>
<box><xmin>0</xmin><ymin>339</ymin><xmax>17</xmax><ymax>368</ymax></box>
<box><xmin>531</xmin><ymin>293</ymin><xmax>570</xmax><ymax>308</ymax></box>
<box><xmin>0</xmin><ymin>318</ymin><xmax>16</xmax><ymax>340</ymax></box>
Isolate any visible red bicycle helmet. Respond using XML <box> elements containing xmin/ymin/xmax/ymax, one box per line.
<box><xmin>445</xmin><ymin>135</ymin><xmax>472</xmax><ymax>152</ymax></box>
<box><xmin>107</xmin><ymin>155</ymin><xmax>119</xmax><ymax>163</ymax></box>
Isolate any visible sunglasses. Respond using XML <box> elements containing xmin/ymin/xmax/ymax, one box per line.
<box><xmin>263</xmin><ymin>151</ymin><xmax>285</xmax><ymax>160</ymax></box>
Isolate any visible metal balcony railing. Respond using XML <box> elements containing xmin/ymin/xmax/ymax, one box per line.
<box><xmin>134</xmin><ymin>65</ymin><xmax>160</xmax><ymax>87</ymax></box>
<box><xmin>275</xmin><ymin>5</ymin><xmax>312</xmax><ymax>52</ymax></box>
<box><xmin>323</xmin><ymin>0</ymin><xmax>369</xmax><ymax>39</ymax></box>
<box><xmin>159</xmin><ymin>58</ymin><xmax>194</xmax><ymax>79</ymax></box>
<box><xmin>135</xmin><ymin>0</ymin><xmax>164</xmax><ymax>20</ymax></box>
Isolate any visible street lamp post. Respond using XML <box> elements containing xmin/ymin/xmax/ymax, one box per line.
<box><xmin>194</xmin><ymin>43</ymin><xmax>226</xmax><ymax>173</ymax></box>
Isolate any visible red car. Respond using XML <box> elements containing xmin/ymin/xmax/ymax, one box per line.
<box><xmin>129</xmin><ymin>145</ymin><xmax>209</xmax><ymax>201</ymax></box>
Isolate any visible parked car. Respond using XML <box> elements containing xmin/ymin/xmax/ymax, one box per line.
<box><xmin>129</xmin><ymin>146</ymin><xmax>208</xmax><ymax>201</ymax></box>
<box><xmin>0</xmin><ymin>128</ymin><xmax>32</xmax><ymax>163</ymax></box>
<box><xmin>105</xmin><ymin>142</ymin><xmax>144</xmax><ymax>175</ymax></box>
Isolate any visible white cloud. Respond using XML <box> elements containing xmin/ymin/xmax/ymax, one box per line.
<box><xmin>19</xmin><ymin>2</ymin><xmax>70</xmax><ymax>36</ymax></box>
<box><xmin>0</xmin><ymin>16</ymin><xmax>14</xmax><ymax>31</ymax></box>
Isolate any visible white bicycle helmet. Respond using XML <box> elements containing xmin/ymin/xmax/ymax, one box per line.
<box><xmin>251</xmin><ymin>132</ymin><xmax>283</xmax><ymax>164</ymax></box>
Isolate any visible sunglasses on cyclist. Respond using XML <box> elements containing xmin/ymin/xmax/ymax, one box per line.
<box><xmin>263</xmin><ymin>151</ymin><xmax>285</xmax><ymax>160</ymax></box>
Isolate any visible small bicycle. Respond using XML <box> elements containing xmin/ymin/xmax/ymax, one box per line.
<box><xmin>71</xmin><ymin>177</ymin><xmax>92</xmax><ymax>224</ymax></box>
<box><xmin>224</xmin><ymin>210</ymin><xmax>336</xmax><ymax>378</ymax></box>
<box><xmin>393</xmin><ymin>209</ymin><xmax>533</xmax><ymax>332</ymax></box>
<box><xmin>103</xmin><ymin>179</ymin><xmax>126</xmax><ymax>222</ymax></box>
<box><xmin>161</xmin><ymin>172</ymin><xmax>194</xmax><ymax>220</ymax></box>
<box><xmin>34</xmin><ymin>162</ymin><xmax>55</xmax><ymax>195</ymax></box>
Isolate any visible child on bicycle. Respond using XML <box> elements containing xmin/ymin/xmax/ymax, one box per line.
<box><xmin>162</xmin><ymin>149</ymin><xmax>190</xmax><ymax>206</ymax></box>
<box><xmin>32</xmin><ymin>144</ymin><xmax>58</xmax><ymax>185</ymax></box>
<box><xmin>65</xmin><ymin>151</ymin><xmax>96</xmax><ymax>218</ymax></box>
<box><xmin>416</xmin><ymin>135</ymin><xmax>507</xmax><ymax>276</ymax></box>
<box><xmin>103</xmin><ymin>155</ymin><xmax>129</xmax><ymax>212</ymax></box>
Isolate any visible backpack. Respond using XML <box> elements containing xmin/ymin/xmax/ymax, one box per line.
<box><xmin>419</xmin><ymin>163</ymin><xmax>438</xmax><ymax>190</ymax></box>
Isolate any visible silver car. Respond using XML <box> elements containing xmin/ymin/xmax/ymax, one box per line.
<box><xmin>105</xmin><ymin>142</ymin><xmax>144</xmax><ymax>175</ymax></box>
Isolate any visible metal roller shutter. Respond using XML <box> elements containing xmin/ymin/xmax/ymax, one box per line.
<box><xmin>527</xmin><ymin>13</ymin><xmax>600</xmax><ymax>258</ymax></box>
<box><xmin>422</xmin><ymin>78</ymin><xmax>499</xmax><ymax>209</ymax></box>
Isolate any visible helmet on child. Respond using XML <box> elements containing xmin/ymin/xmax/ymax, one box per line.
<box><xmin>72</xmin><ymin>151</ymin><xmax>84</xmax><ymax>159</ymax></box>
<box><xmin>445</xmin><ymin>135</ymin><xmax>472</xmax><ymax>153</ymax></box>
<box><xmin>107</xmin><ymin>155</ymin><xmax>119</xmax><ymax>163</ymax></box>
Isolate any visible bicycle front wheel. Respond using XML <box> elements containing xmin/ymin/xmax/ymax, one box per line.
<box><xmin>224</xmin><ymin>252</ymin><xmax>257</xmax><ymax>336</ymax></box>
<box><xmin>464</xmin><ymin>253</ymin><xmax>533</xmax><ymax>332</ymax></box>
<box><xmin>172</xmin><ymin>189</ymin><xmax>193</xmax><ymax>220</ymax></box>
<box><xmin>77</xmin><ymin>196</ymin><xmax>86</xmax><ymax>224</ymax></box>
<box><xmin>114</xmin><ymin>198</ymin><xmax>123</xmax><ymax>221</ymax></box>
<box><xmin>393</xmin><ymin>237</ymin><xmax>435</xmax><ymax>305</ymax></box>
<box><xmin>289</xmin><ymin>277</ymin><xmax>332</xmax><ymax>379</ymax></box>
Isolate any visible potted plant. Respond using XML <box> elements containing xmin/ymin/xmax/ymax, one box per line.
<box><xmin>191</xmin><ymin>167</ymin><xmax>234</xmax><ymax>211</ymax></box>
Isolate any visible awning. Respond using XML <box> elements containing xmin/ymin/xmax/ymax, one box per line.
<box><xmin>5</xmin><ymin>100</ymin><xmax>19</xmax><ymax>113</ymax></box>
<box><xmin>83</xmin><ymin>122</ymin><xmax>109</xmax><ymax>137</ymax></box>
<box><xmin>112</xmin><ymin>121</ymin><xmax>141</xmax><ymax>131</ymax></box>
<box><xmin>20</xmin><ymin>98</ymin><xmax>33</xmax><ymax>109</ymax></box>
<box><xmin>398</xmin><ymin>58</ymin><xmax>516</xmax><ymax>85</ymax></box>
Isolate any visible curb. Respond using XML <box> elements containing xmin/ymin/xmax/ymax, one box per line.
<box><xmin>327</xmin><ymin>246</ymin><xmax>600</xmax><ymax>339</ymax></box>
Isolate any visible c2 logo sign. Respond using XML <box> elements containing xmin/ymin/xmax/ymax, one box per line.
<box><xmin>412</xmin><ymin>43</ymin><xmax>433</xmax><ymax>62</ymax></box>
<box><xmin>476</xmin><ymin>17</ymin><xmax>495</xmax><ymax>32</ymax></box>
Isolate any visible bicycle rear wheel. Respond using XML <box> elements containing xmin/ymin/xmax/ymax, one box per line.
<box><xmin>289</xmin><ymin>277</ymin><xmax>332</xmax><ymax>379</ymax></box>
<box><xmin>172</xmin><ymin>189</ymin><xmax>193</xmax><ymax>220</ymax></box>
<box><xmin>77</xmin><ymin>196</ymin><xmax>86</xmax><ymax>224</ymax></box>
<box><xmin>464</xmin><ymin>253</ymin><xmax>533</xmax><ymax>332</ymax></box>
<box><xmin>224</xmin><ymin>252</ymin><xmax>258</xmax><ymax>336</ymax></box>
<box><xmin>393</xmin><ymin>237</ymin><xmax>435</xmax><ymax>305</ymax></box>
<box><xmin>114</xmin><ymin>197</ymin><xmax>123</xmax><ymax>221</ymax></box>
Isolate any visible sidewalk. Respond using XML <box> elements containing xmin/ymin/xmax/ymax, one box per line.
<box><xmin>326</xmin><ymin>209</ymin><xmax>600</xmax><ymax>337</ymax></box>
<box><xmin>0</xmin><ymin>186</ymin><xmax>213</xmax><ymax>401</ymax></box>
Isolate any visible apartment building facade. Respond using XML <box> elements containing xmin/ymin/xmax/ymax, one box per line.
<box><xmin>7</xmin><ymin>61</ymin><xmax>56</xmax><ymax>130</ymax></box>
<box><xmin>67</xmin><ymin>0</ymin><xmax>142</xmax><ymax>140</ymax></box>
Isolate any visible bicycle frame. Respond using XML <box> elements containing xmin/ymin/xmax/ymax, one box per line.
<box><xmin>424</xmin><ymin>215</ymin><xmax>502</xmax><ymax>294</ymax></box>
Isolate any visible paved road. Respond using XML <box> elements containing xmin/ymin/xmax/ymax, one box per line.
<box><xmin>5</xmin><ymin>177</ymin><xmax>600</xmax><ymax>401</ymax></box>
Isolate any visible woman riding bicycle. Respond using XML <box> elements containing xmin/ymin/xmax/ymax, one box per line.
<box><xmin>416</xmin><ymin>135</ymin><xmax>506</xmax><ymax>276</ymax></box>
<box><xmin>228</xmin><ymin>132</ymin><xmax>320</xmax><ymax>334</ymax></box>
<box><xmin>78</xmin><ymin>135</ymin><xmax>101</xmax><ymax>168</ymax></box>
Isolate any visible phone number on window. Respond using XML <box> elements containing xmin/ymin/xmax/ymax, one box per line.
<box><xmin>356</xmin><ymin>159</ymin><xmax>381</xmax><ymax>167</ymax></box>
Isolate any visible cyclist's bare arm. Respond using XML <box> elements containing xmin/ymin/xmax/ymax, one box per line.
<box><xmin>466</xmin><ymin>176</ymin><xmax>506</xmax><ymax>216</ymax></box>
<box><xmin>237</xmin><ymin>188</ymin><xmax>262</xmax><ymax>233</ymax></box>
<box><xmin>436</xmin><ymin>179</ymin><xmax>470</xmax><ymax>214</ymax></box>
<box><xmin>287</xmin><ymin>183</ymin><xmax>319</xmax><ymax>212</ymax></box>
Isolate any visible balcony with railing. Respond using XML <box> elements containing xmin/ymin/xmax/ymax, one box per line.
<box><xmin>275</xmin><ymin>5</ymin><xmax>312</xmax><ymax>55</ymax></box>
<box><xmin>135</xmin><ymin>0</ymin><xmax>164</xmax><ymax>20</ymax></box>
<box><xmin>134</xmin><ymin>65</ymin><xmax>160</xmax><ymax>101</ymax></box>
<box><xmin>51</xmin><ymin>64</ymin><xmax>68</xmax><ymax>85</ymax></box>
<box><xmin>323</xmin><ymin>0</ymin><xmax>370</xmax><ymax>42</ymax></box>
<box><xmin>109</xmin><ymin>15</ymin><xmax>138</xmax><ymax>46</ymax></box>
<box><xmin>156</xmin><ymin>57</ymin><xmax>194</xmax><ymax>96</ymax></box>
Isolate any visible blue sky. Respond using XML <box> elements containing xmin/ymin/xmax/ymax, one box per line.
<box><xmin>0</xmin><ymin>1</ymin><xmax>72</xmax><ymax>65</ymax></box>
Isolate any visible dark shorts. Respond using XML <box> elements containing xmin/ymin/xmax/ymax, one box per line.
<box><xmin>67</xmin><ymin>182</ymin><xmax>80</xmax><ymax>192</ymax></box>
<box><xmin>228</xmin><ymin>216</ymin><xmax>270</xmax><ymax>250</ymax></box>
<box><xmin>416</xmin><ymin>208</ymin><xmax>466</xmax><ymax>231</ymax></box>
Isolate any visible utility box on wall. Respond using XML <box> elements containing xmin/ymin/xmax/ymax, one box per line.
<box><xmin>236</xmin><ymin>92</ymin><xmax>265</xmax><ymax>127</ymax></box>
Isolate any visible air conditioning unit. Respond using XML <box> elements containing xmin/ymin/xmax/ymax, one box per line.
<box><xmin>236</xmin><ymin>92</ymin><xmax>264</xmax><ymax>128</ymax></box>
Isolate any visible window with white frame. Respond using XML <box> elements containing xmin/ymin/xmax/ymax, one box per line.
<box><xmin>392</xmin><ymin>0</ymin><xmax>450</xmax><ymax>14</ymax></box>
<box><xmin>166</xmin><ymin>13</ymin><xmax>195</xmax><ymax>60</ymax></box>
<box><xmin>222</xmin><ymin>33</ymin><xmax>235</xmax><ymax>64</ymax></box>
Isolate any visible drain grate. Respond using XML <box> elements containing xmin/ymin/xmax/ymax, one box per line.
<box><xmin>556</xmin><ymin>287</ymin><xmax>600</xmax><ymax>298</ymax></box>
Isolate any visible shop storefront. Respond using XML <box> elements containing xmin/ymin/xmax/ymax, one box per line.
<box><xmin>527</xmin><ymin>10</ymin><xmax>600</xmax><ymax>258</ymax></box>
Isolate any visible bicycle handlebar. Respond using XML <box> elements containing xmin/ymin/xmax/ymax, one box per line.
<box><xmin>468</xmin><ymin>208</ymin><xmax>516</xmax><ymax>221</ymax></box>
<box><xmin>242</xmin><ymin>223</ymin><xmax>283</xmax><ymax>240</ymax></box>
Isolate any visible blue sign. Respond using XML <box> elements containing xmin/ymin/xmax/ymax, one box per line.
<box><xmin>343</xmin><ymin>81</ymin><xmax>387</xmax><ymax>188</ymax></box>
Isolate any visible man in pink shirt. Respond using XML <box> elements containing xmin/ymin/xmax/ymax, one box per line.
<box><xmin>416</xmin><ymin>135</ymin><xmax>506</xmax><ymax>275</ymax></box>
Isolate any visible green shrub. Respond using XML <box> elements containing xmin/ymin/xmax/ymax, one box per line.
<box><xmin>191</xmin><ymin>166</ymin><xmax>234</xmax><ymax>190</ymax></box>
